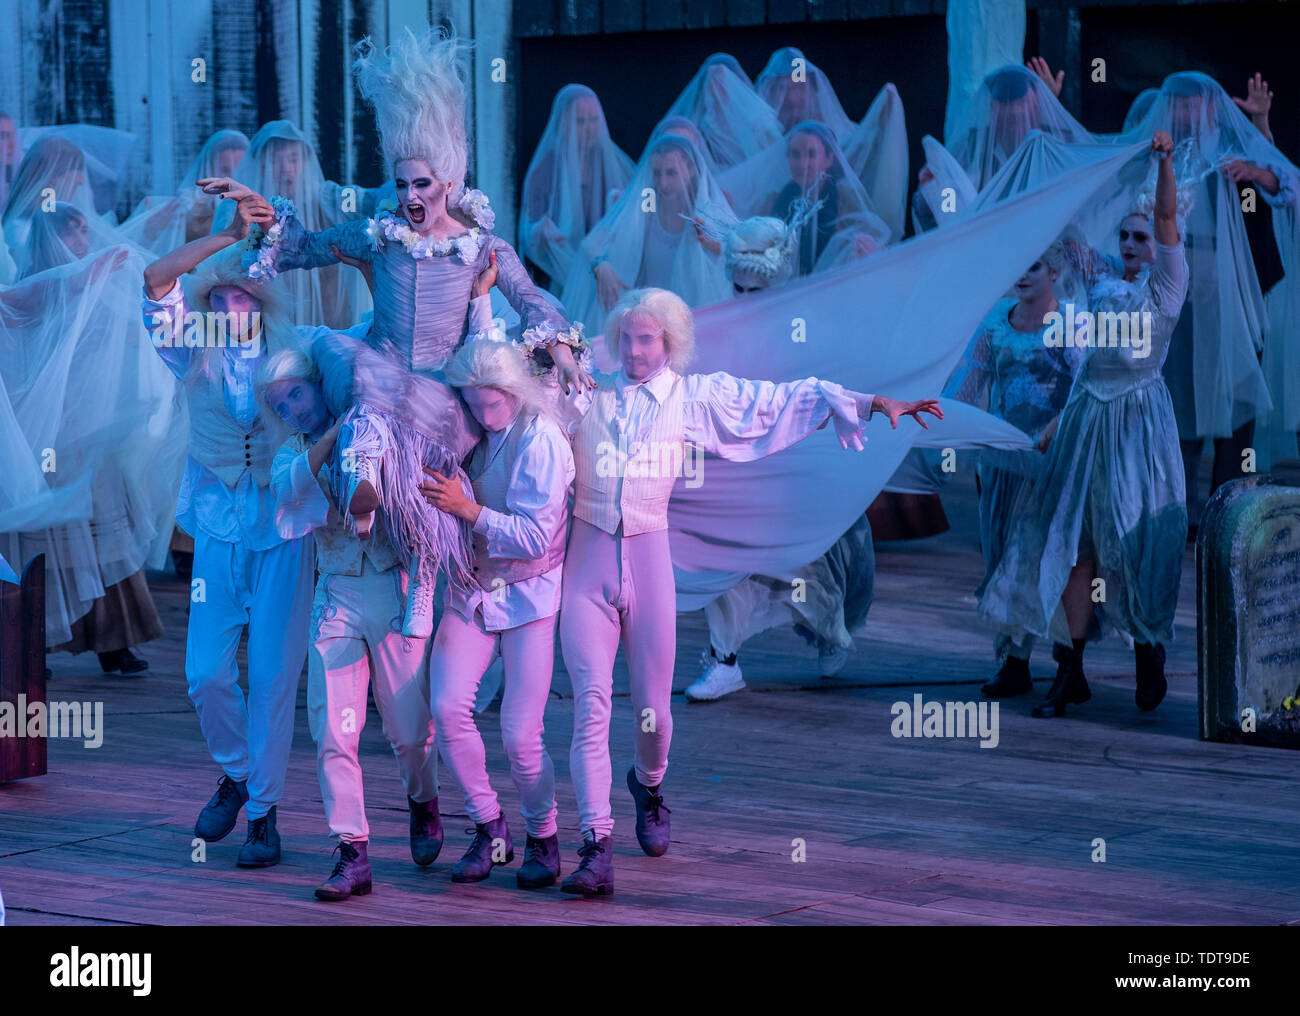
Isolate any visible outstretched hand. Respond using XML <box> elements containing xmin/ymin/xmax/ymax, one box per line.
<box><xmin>1232</xmin><ymin>72</ymin><xmax>1273</xmax><ymax>119</ymax></box>
<box><xmin>1026</xmin><ymin>57</ymin><xmax>1064</xmax><ymax>98</ymax></box>
<box><xmin>870</xmin><ymin>396</ymin><xmax>944</xmax><ymax>430</ymax></box>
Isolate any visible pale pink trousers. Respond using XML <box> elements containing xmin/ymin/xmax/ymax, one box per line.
<box><xmin>307</xmin><ymin>558</ymin><xmax>438</xmax><ymax>843</ymax></box>
<box><xmin>560</xmin><ymin>518</ymin><xmax>676</xmax><ymax>839</ymax></box>
<box><xmin>429</xmin><ymin>607</ymin><xmax>559</xmax><ymax>839</ymax></box>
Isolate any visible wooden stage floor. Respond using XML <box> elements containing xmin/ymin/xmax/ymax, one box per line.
<box><xmin>3</xmin><ymin>472</ymin><xmax>1298</xmax><ymax>926</ymax></box>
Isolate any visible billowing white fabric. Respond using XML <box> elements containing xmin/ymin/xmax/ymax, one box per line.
<box><xmin>664</xmin><ymin>56</ymin><xmax>782</xmax><ymax>169</ymax></box>
<box><xmin>843</xmin><ymin>84</ymin><xmax>910</xmax><ymax>242</ymax></box>
<box><xmin>943</xmin><ymin>0</ymin><xmax>1027</xmax><ymax>144</ymax></box>
<box><xmin>1115</xmin><ymin>71</ymin><xmax>1296</xmax><ymax>438</ymax></box>
<box><xmin>120</xmin><ymin>129</ymin><xmax>249</xmax><ymax>254</ymax></box>
<box><xmin>1122</xmin><ymin>89</ymin><xmax>1161</xmax><ymax>134</ymax></box>
<box><xmin>670</xmin><ymin>143</ymin><xmax>1149</xmax><ymax>608</ymax></box>
<box><xmin>518</xmin><ymin>85</ymin><xmax>634</xmax><ymax>283</ymax></box>
<box><xmin>721</xmin><ymin>122</ymin><xmax>892</xmax><ymax>272</ymax></box>
<box><xmin>944</xmin><ymin>64</ymin><xmax>1093</xmax><ymax>189</ymax></box>
<box><xmin>561</xmin><ymin>133</ymin><xmax>736</xmax><ymax>364</ymax></box>
<box><xmin>211</xmin><ymin>120</ymin><xmax>376</xmax><ymax>330</ymax></box>
<box><xmin>647</xmin><ymin>115</ymin><xmax>722</xmax><ymax>179</ymax></box>
<box><xmin>912</xmin><ymin>134</ymin><xmax>978</xmax><ymax>233</ymax></box>
<box><xmin>0</xmin><ymin>210</ymin><xmax>183</xmax><ymax>643</ymax></box>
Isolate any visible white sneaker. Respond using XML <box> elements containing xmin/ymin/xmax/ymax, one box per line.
<box><xmin>819</xmin><ymin>643</ymin><xmax>851</xmax><ymax>677</ymax></box>
<box><xmin>340</xmin><ymin>415</ymin><xmax>388</xmax><ymax>540</ymax></box>
<box><xmin>402</xmin><ymin>562</ymin><xmax>435</xmax><ymax>638</ymax></box>
<box><xmin>686</xmin><ymin>652</ymin><xmax>745</xmax><ymax>702</ymax></box>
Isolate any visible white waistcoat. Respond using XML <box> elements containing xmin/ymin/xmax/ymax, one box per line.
<box><xmin>572</xmin><ymin>371</ymin><xmax>685</xmax><ymax>537</ymax></box>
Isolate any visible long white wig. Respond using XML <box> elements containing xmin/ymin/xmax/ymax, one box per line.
<box><xmin>443</xmin><ymin>337</ymin><xmax>554</xmax><ymax>421</ymax></box>
<box><xmin>353</xmin><ymin>25</ymin><xmax>472</xmax><ymax>195</ymax></box>
<box><xmin>604</xmin><ymin>288</ymin><xmax>696</xmax><ymax>372</ymax></box>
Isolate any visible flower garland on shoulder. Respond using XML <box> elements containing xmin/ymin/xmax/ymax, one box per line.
<box><xmin>241</xmin><ymin>196</ymin><xmax>297</xmax><ymax>280</ymax></box>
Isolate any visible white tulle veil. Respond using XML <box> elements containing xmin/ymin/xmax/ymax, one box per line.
<box><xmin>664</xmin><ymin>56</ymin><xmax>782</xmax><ymax>169</ymax></box>
<box><xmin>518</xmin><ymin>84</ymin><xmax>635</xmax><ymax>283</ymax></box>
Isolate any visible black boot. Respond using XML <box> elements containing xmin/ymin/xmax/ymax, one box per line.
<box><xmin>1134</xmin><ymin>642</ymin><xmax>1168</xmax><ymax>711</ymax></box>
<box><xmin>194</xmin><ymin>774</ymin><xmax>248</xmax><ymax>841</ymax></box>
<box><xmin>1032</xmin><ymin>642</ymin><xmax>1091</xmax><ymax>718</ymax></box>
<box><xmin>626</xmin><ymin>768</ymin><xmax>671</xmax><ymax>857</ymax></box>
<box><xmin>450</xmin><ymin>815</ymin><xmax>513</xmax><ymax>883</ymax></box>
<box><xmin>237</xmin><ymin>806</ymin><xmax>282</xmax><ymax>868</ymax></box>
<box><xmin>561</xmin><ymin>833</ymin><xmax>614</xmax><ymax>897</ymax></box>
<box><xmin>315</xmin><ymin>840</ymin><xmax>373</xmax><ymax>901</ymax></box>
<box><xmin>516</xmin><ymin>833</ymin><xmax>561</xmax><ymax>889</ymax></box>
<box><xmin>408</xmin><ymin>796</ymin><xmax>443</xmax><ymax>866</ymax></box>
<box><xmin>98</xmin><ymin>648</ymin><xmax>148</xmax><ymax>675</ymax></box>
<box><xmin>981</xmin><ymin>656</ymin><xmax>1032</xmax><ymax>698</ymax></box>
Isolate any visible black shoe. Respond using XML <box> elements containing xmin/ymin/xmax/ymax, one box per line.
<box><xmin>1135</xmin><ymin>642</ymin><xmax>1168</xmax><ymax>711</ymax></box>
<box><xmin>981</xmin><ymin>656</ymin><xmax>1032</xmax><ymax>698</ymax></box>
<box><xmin>1032</xmin><ymin>644</ymin><xmax>1090</xmax><ymax>718</ymax></box>
<box><xmin>98</xmin><ymin>648</ymin><xmax>149</xmax><ymax>675</ymax></box>
<box><xmin>626</xmin><ymin>768</ymin><xmax>671</xmax><ymax>857</ymax></box>
<box><xmin>560</xmin><ymin>833</ymin><xmax>614</xmax><ymax>896</ymax></box>
<box><xmin>237</xmin><ymin>806</ymin><xmax>281</xmax><ymax>868</ymax></box>
<box><xmin>194</xmin><ymin>774</ymin><xmax>249</xmax><ymax>841</ymax></box>
<box><xmin>315</xmin><ymin>840</ymin><xmax>373</xmax><ymax>901</ymax></box>
<box><xmin>517</xmin><ymin>833</ymin><xmax>561</xmax><ymax>889</ymax></box>
<box><xmin>408</xmin><ymin>796</ymin><xmax>443</xmax><ymax>866</ymax></box>
<box><xmin>450</xmin><ymin>815</ymin><xmax>513</xmax><ymax>883</ymax></box>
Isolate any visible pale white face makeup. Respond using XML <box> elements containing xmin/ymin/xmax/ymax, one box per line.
<box><xmin>1119</xmin><ymin>213</ymin><xmax>1157</xmax><ymax>278</ymax></box>
<box><xmin>394</xmin><ymin>157</ymin><xmax>450</xmax><ymax>236</ymax></box>
<box><xmin>462</xmin><ymin>385</ymin><xmax>520</xmax><ymax>432</ymax></box>
<box><xmin>1012</xmin><ymin>258</ymin><xmax>1059</xmax><ymax>303</ymax></box>
<box><xmin>619</xmin><ymin>310</ymin><xmax>669</xmax><ymax>381</ymax></box>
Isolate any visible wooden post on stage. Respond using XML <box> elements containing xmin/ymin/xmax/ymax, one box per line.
<box><xmin>0</xmin><ymin>554</ymin><xmax>47</xmax><ymax>782</ymax></box>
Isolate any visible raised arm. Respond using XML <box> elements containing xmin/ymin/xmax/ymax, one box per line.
<box><xmin>1152</xmin><ymin>131</ymin><xmax>1179</xmax><ymax>247</ymax></box>
<box><xmin>143</xmin><ymin>183</ymin><xmax>272</xmax><ymax>299</ymax></box>
<box><xmin>682</xmin><ymin>371</ymin><xmax>942</xmax><ymax>460</ymax></box>
<box><xmin>489</xmin><ymin>238</ymin><xmax>594</xmax><ymax>392</ymax></box>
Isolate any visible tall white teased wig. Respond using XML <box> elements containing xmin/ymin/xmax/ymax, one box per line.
<box><xmin>604</xmin><ymin>288</ymin><xmax>696</xmax><ymax>372</ymax></box>
<box><xmin>352</xmin><ymin>25</ymin><xmax>472</xmax><ymax>194</ymax></box>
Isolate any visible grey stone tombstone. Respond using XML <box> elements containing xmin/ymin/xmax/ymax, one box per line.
<box><xmin>1198</xmin><ymin>476</ymin><xmax>1300</xmax><ymax>747</ymax></box>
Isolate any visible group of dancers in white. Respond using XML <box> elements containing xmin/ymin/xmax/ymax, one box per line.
<box><xmin>0</xmin><ymin>25</ymin><xmax>1295</xmax><ymax>900</ymax></box>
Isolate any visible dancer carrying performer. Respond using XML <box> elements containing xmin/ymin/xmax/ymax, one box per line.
<box><xmin>141</xmin><ymin>187</ymin><xmax>312</xmax><ymax>867</ymax></box>
<box><xmin>555</xmin><ymin>287</ymin><xmax>941</xmax><ymax>895</ymax></box>
<box><xmin>214</xmin><ymin>25</ymin><xmax>590</xmax><ymax>638</ymax></box>
<box><xmin>261</xmin><ymin>330</ymin><xmax>498</xmax><ymax>900</ymax></box>
<box><xmin>419</xmin><ymin>335</ymin><xmax>574</xmax><ymax>890</ymax></box>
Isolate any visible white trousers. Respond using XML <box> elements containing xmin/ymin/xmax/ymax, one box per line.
<box><xmin>306</xmin><ymin>558</ymin><xmax>438</xmax><ymax>842</ymax></box>
<box><xmin>185</xmin><ymin>531</ymin><xmax>313</xmax><ymax>819</ymax></box>
<box><xmin>560</xmin><ymin>519</ymin><xmax>676</xmax><ymax>839</ymax></box>
<box><xmin>429</xmin><ymin>607</ymin><xmax>558</xmax><ymax>839</ymax></box>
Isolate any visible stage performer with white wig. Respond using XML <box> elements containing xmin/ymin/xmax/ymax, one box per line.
<box><xmin>140</xmin><ymin>188</ymin><xmax>315</xmax><ymax>869</ymax></box>
<box><xmin>418</xmin><ymin>338</ymin><xmax>575</xmax><ymax>891</ymax></box>
<box><xmin>554</xmin><ymin>287</ymin><xmax>941</xmax><ymax>895</ymax></box>
<box><xmin>212</xmin><ymin>25</ymin><xmax>591</xmax><ymax>640</ymax></box>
